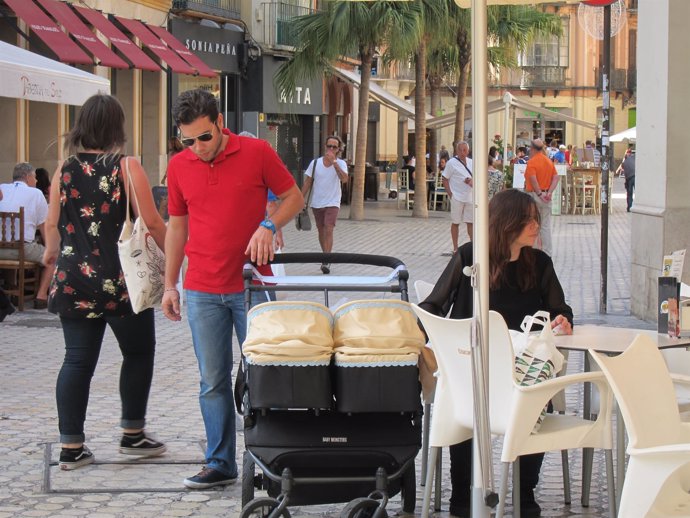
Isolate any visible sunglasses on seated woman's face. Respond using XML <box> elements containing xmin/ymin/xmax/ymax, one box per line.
<box><xmin>178</xmin><ymin>126</ymin><xmax>216</xmax><ymax>146</ymax></box>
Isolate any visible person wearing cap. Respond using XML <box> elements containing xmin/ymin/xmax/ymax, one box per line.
<box><xmin>524</xmin><ymin>139</ymin><xmax>560</xmax><ymax>256</ymax></box>
<box><xmin>553</xmin><ymin>144</ymin><xmax>567</xmax><ymax>164</ymax></box>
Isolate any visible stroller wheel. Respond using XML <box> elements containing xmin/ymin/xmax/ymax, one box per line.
<box><xmin>240</xmin><ymin>496</ymin><xmax>291</xmax><ymax>518</ymax></box>
<box><xmin>340</xmin><ymin>497</ymin><xmax>388</xmax><ymax>518</ymax></box>
<box><xmin>242</xmin><ymin>451</ymin><xmax>257</xmax><ymax>507</ymax></box>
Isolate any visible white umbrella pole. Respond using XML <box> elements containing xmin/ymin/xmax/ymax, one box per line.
<box><xmin>471</xmin><ymin>0</ymin><xmax>494</xmax><ymax>517</ymax></box>
<box><xmin>504</xmin><ymin>94</ymin><xmax>511</xmax><ymax>164</ymax></box>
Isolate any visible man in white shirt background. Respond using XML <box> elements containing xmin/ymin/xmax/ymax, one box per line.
<box><xmin>0</xmin><ymin>162</ymin><xmax>54</xmax><ymax>308</ymax></box>
<box><xmin>442</xmin><ymin>141</ymin><xmax>474</xmax><ymax>252</ymax></box>
<box><xmin>301</xmin><ymin>136</ymin><xmax>348</xmax><ymax>274</ymax></box>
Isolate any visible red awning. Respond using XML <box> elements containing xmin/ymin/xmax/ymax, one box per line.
<box><xmin>74</xmin><ymin>6</ymin><xmax>160</xmax><ymax>72</ymax></box>
<box><xmin>5</xmin><ymin>0</ymin><xmax>92</xmax><ymax>65</ymax></box>
<box><xmin>115</xmin><ymin>17</ymin><xmax>197</xmax><ymax>76</ymax></box>
<box><xmin>146</xmin><ymin>25</ymin><xmax>217</xmax><ymax>78</ymax></box>
<box><xmin>34</xmin><ymin>0</ymin><xmax>129</xmax><ymax>69</ymax></box>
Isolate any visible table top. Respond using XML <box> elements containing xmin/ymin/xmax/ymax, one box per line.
<box><xmin>553</xmin><ymin>325</ymin><xmax>690</xmax><ymax>353</ymax></box>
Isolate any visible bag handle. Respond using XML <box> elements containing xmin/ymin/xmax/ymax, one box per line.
<box><xmin>122</xmin><ymin>156</ymin><xmax>142</xmax><ymax>222</ymax></box>
<box><xmin>519</xmin><ymin>310</ymin><xmax>552</xmax><ymax>335</ymax></box>
<box><xmin>304</xmin><ymin>159</ymin><xmax>317</xmax><ymax>208</ymax></box>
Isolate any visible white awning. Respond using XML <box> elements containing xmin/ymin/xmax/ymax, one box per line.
<box><xmin>610</xmin><ymin>126</ymin><xmax>636</xmax><ymax>142</ymax></box>
<box><xmin>333</xmin><ymin>66</ymin><xmax>431</xmax><ymax>120</ymax></box>
<box><xmin>506</xmin><ymin>92</ymin><xmax>597</xmax><ymax>130</ymax></box>
<box><xmin>454</xmin><ymin>0</ymin><xmax>579</xmax><ymax>6</ymax></box>
<box><xmin>0</xmin><ymin>41</ymin><xmax>110</xmax><ymax>106</ymax></box>
<box><xmin>426</xmin><ymin>99</ymin><xmax>507</xmax><ymax>129</ymax></box>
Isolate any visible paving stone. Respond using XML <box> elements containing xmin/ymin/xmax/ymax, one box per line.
<box><xmin>0</xmin><ymin>180</ymin><xmax>640</xmax><ymax>517</ymax></box>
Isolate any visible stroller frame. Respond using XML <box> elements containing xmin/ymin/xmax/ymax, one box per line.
<box><xmin>238</xmin><ymin>252</ymin><xmax>421</xmax><ymax>518</ymax></box>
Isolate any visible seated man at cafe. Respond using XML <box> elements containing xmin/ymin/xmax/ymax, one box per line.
<box><xmin>0</xmin><ymin>162</ymin><xmax>55</xmax><ymax>309</ymax></box>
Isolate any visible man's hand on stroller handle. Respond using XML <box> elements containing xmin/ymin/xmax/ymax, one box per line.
<box><xmin>246</xmin><ymin>226</ymin><xmax>276</xmax><ymax>266</ymax></box>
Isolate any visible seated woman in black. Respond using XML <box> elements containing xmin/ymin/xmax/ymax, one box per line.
<box><xmin>418</xmin><ymin>188</ymin><xmax>573</xmax><ymax>518</ymax></box>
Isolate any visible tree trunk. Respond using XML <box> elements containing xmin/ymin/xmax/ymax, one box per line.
<box><xmin>412</xmin><ymin>38</ymin><xmax>428</xmax><ymax>218</ymax></box>
<box><xmin>350</xmin><ymin>48</ymin><xmax>373</xmax><ymax>221</ymax></box>
<box><xmin>429</xmin><ymin>73</ymin><xmax>442</xmax><ymax>174</ymax></box>
<box><xmin>454</xmin><ymin>62</ymin><xmax>471</xmax><ymax>145</ymax></box>
<box><xmin>454</xmin><ymin>28</ymin><xmax>472</xmax><ymax>145</ymax></box>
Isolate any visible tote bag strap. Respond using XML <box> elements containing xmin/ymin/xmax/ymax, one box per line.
<box><xmin>305</xmin><ymin>159</ymin><xmax>317</xmax><ymax>207</ymax></box>
<box><xmin>122</xmin><ymin>156</ymin><xmax>142</xmax><ymax>221</ymax></box>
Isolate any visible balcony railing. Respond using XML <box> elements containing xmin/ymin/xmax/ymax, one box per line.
<box><xmin>172</xmin><ymin>0</ymin><xmax>240</xmax><ymax>21</ymax></box>
<box><xmin>520</xmin><ymin>66</ymin><xmax>567</xmax><ymax>88</ymax></box>
<box><xmin>627</xmin><ymin>67</ymin><xmax>636</xmax><ymax>91</ymax></box>
<box><xmin>373</xmin><ymin>62</ymin><xmax>416</xmax><ymax>81</ymax></box>
<box><xmin>596</xmin><ymin>67</ymin><xmax>629</xmax><ymax>91</ymax></box>
<box><xmin>262</xmin><ymin>2</ymin><xmax>315</xmax><ymax>48</ymax></box>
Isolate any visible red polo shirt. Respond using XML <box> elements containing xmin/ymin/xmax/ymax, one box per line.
<box><xmin>167</xmin><ymin>130</ymin><xmax>295</xmax><ymax>293</ymax></box>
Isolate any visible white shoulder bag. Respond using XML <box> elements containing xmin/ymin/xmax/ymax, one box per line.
<box><xmin>117</xmin><ymin>157</ymin><xmax>165</xmax><ymax>314</ymax></box>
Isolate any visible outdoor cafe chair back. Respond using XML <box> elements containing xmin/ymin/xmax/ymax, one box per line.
<box><xmin>591</xmin><ymin>335</ymin><xmax>690</xmax><ymax>518</ymax></box>
<box><xmin>412</xmin><ymin>307</ymin><xmax>614</xmax><ymax>518</ymax></box>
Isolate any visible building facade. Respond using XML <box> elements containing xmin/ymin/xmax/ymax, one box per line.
<box><xmin>0</xmin><ymin>0</ymin><xmax>182</xmax><ymax>184</ymax></box>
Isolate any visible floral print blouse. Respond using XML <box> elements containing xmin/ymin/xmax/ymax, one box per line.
<box><xmin>48</xmin><ymin>154</ymin><xmax>132</xmax><ymax>318</ymax></box>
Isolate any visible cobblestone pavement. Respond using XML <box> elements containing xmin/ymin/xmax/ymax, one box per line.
<box><xmin>0</xmin><ymin>178</ymin><xmax>648</xmax><ymax>517</ymax></box>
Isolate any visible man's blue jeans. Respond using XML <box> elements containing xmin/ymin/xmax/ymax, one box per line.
<box><xmin>185</xmin><ymin>290</ymin><xmax>264</xmax><ymax>477</ymax></box>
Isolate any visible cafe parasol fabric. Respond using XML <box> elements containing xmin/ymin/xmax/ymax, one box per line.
<box><xmin>243</xmin><ymin>301</ymin><xmax>334</xmax><ymax>366</ymax></box>
<box><xmin>333</xmin><ymin>300</ymin><xmax>425</xmax><ymax>366</ymax></box>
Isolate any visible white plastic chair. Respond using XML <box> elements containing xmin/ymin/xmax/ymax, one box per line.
<box><xmin>412</xmin><ymin>305</ymin><xmax>616</xmax><ymax>518</ymax></box>
<box><xmin>591</xmin><ymin>335</ymin><xmax>690</xmax><ymax>518</ymax></box>
<box><xmin>396</xmin><ymin>169</ymin><xmax>414</xmax><ymax>210</ymax></box>
<box><xmin>413</xmin><ymin>280</ymin><xmax>441</xmax><ymax>507</ymax></box>
<box><xmin>429</xmin><ymin>174</ymin><xmax>448</xmax><ymax>211</ymax></box>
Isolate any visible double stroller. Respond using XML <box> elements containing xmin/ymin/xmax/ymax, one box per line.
<box><xmin>236</xmin><ymin>253</ymin><xmax>425</xmax><ymax>518</ymax></box>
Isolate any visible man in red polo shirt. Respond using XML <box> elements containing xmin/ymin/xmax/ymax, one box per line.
<box><xmin>524</xmin><ymin>138</ymin><xmax>560</xmax><ymax>255</ymax></box>
<box><xmin>162</xmin><ymin>89</ymin><xmax>303</xmax><ymax>489</ymax></box>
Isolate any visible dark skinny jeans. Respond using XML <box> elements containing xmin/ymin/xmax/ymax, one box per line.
<box><xmin>56</xmin><ymin>309</ymin><xmax>156</xmax><ymax>443</ymax></box>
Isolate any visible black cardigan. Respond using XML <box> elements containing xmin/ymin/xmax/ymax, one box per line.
<box><xmin>419</xmin><ymin>242</ymin><xmax>573</xmax><ymax>331</ymax></box>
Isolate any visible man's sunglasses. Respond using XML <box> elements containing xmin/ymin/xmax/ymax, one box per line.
<box><xmin>178</xmin><ymin>127</ymin><xmax>215</xmax><ymax>147</ymax></box>
<box><xmin>326</xmin><ymin>144</ymin><xmax>339</xmax><ymax>150</ymax></box>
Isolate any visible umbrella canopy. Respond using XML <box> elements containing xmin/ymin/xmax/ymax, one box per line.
<box><xmin>610</xmin><ymin>126</ymin><xmax>636</xmax><ymax>142</ymax></box>
<box><xmin>0</xmin><ymin>40</ymin><xmax>110</xmax><ymax>106</ymax></box>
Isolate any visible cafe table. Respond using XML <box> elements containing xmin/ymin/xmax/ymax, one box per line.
<box><xmin>554</xmin><ymin>326</ymin><xmax>690</xmax><ymax>511</ymax></box>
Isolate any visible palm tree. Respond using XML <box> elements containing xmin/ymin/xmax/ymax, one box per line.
<box><xmin>447</xmin><ymin>5</ymin><xmax>563</xmax><ymax>144</ymax></box>
<box><xmin>427</xmin><ymin>44</ymin><xmax>456</xmax><ymax>174</ymax></box>
<box><xmin>275</xmin><ymin>1</ymin><xmax>421</xmax><ymax>221</ymax></box>
<box><xmin>385</xmin><ymin>0</ymin><xmax>448</xmax><ymax>218</ymax></box>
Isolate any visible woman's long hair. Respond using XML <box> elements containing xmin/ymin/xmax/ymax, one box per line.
<box><xmin>63</xmin><ymin>94</ymin><xmax>126</xmax><ymax>156</ymax></box>
<box><xmin>488</xmin><ymin>189</ymin><xmax>540</xmax><ymax>291</ymax></box>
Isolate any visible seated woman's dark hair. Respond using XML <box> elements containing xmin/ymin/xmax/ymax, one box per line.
<box><xmin>63</xmin><ymin>94</ymin><xmax>126</xmax><ymax>154</ymax></box>
<box><xmin>172</xmin><ymin>89</ymin><xmax>219</xmax><ymax>126</ymax></box>
<box><xmin>35</xmin><ymin>168</ymin><xmax>51</xmax><ymax>197</ymax></box>
<box><xmin>488</xmin><ymin>189</ymin><xmax>540</xmax><ymax>291</ymax></box>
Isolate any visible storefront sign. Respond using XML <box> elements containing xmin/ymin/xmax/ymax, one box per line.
<box><xmin>170</xmin><ymin>19</ymin><xmax>243</xmax><ymax>74</ymax></box>
<box><xmin>523</xmin><ymin>107</ymin><xmax>562</xmax><ymax>118</ymax></box>
<box><xmin>262</xmin><ymin>57</ymin><xmax>322</xmax><ymax>116</ymax></box>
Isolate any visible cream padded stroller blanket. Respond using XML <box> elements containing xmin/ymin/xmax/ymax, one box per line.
<box><xmin>333</xmin><ymin>300</ymin><xmax>425</xmax><ymax>366</ymax></box>
<box><xmin>243</xmin><ymin>301</ymin><xmax>334</xmax><ymax>366</ymax></box>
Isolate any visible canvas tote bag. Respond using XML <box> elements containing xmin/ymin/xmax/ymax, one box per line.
<box><xmin>510</xmin><ymin>311</ymin><xmax>566</xmax><ymax>432</ymax></box>
<box><xmin>117</xmin><ymin>157</ymin><xmax>165</xmax><ymax>313</ymax></box>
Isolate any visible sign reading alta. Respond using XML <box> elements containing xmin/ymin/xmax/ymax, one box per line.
<box><xmin>279</xmin><ymin>87</ymin><xmax>311</xmax><ymax>106</ymax></box>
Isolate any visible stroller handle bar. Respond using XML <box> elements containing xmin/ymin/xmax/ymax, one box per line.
<box><xmin>242</xmin><ymin>252</ymin><xmax>408</xmax><ymax>280</ymax></box>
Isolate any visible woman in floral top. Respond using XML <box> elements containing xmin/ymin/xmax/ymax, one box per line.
<box><xmin>43</xmin><ymin>94</ymin><xmax>167</xmax><ymax>470</ymax></box>
<box><xmin>488</xmin><ymin>154</ymin><xmax>505</xmax><ymax>200</ymax></box>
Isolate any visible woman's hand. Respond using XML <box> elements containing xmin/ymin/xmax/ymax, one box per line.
<box><xmin>42</xmin><ymin>246</ymin><xmax>59</xmax><ymax>267</ymax></box>
<box><xmin>552</xmin><ymin>314</ymin><xmax>572</xmax><ymax>335</ymax></box>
